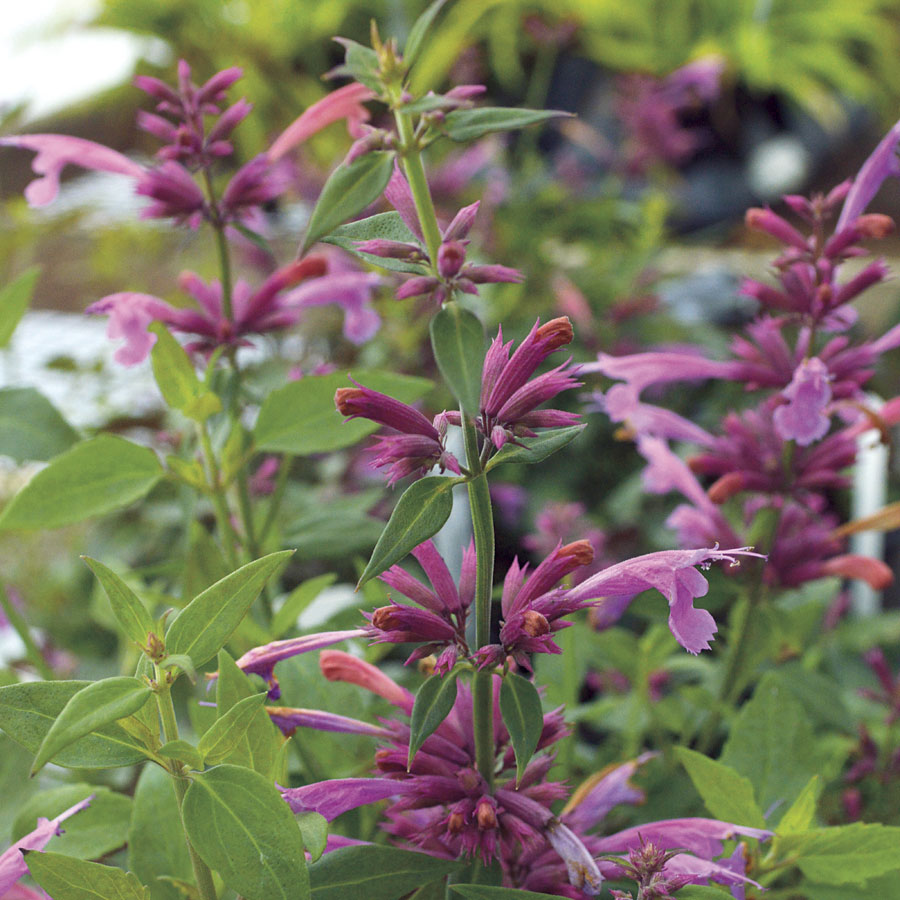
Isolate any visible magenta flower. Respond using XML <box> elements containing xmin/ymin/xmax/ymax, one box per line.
<box><xmin>837</xmin><ymin>116</ymin><xmax>900</xmax><ymax>230</ymax></box>
<box><xmin>206</xmin><ymin>629</ymin><xmax>366</xmax><ymax>699</ymax></box>
<box><xmin>366</xmin><ymin>540</ymin><xmax>475</xmax><ymax>670</ymax></box>
<box><xmin>474</xmin><ymin>317</ymin><xmax>581</xmax><ymax>450</ymax></box>
<box><xmin>476</xmin><ymin>540</ymin><xmax>596</xmax><ymax>670</ymax></box>
<box><xmin>365</xmin><ymin>165</ymin><xmax>524</xmax><ymax>304</ymax></box>
<box><xmin>335</xmin><ymin>383</ymin><xmax>461</xmax><ymax>485</ymax></box>
<box><xmin>569</xmin><ymin>546</ymin><xmax>763</xmax><ymax>654</ymax></box>
<box><xmin>0</xmin><ymin>796</ymin><xmax>92</xmax><ymax>897</ymax></box>
<box><xmin>772</xmin><ymin>356</ymin><xmax>833</xmax><ymax>445</ymax></box>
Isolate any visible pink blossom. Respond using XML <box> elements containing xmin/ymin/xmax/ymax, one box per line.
<box><xmin>773</xmin><ymin>356</ymin><xmax>833</xmax><ymax>445</ymax></box>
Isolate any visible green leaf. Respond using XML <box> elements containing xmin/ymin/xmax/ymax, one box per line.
<box><xmin>408</xmin><ymin>670</ymin><xmax>459</xmax><ymax>768</ymax></box>
<box><xmin>720</xmin><ymin>672</ymin><xmax>823</xmax><ymax>824</ymax></box>
<box><xmin>13</xmin><ymin>785</ymin><xmax>132</xmax><ymax>860</ymax></box>
<box><xmin>499</xmin><ymin>673</ymin><xmax>544</xmax><ymax>787</ymax></box>
<box><xmin>158</xmin><ymin>740</ymin><xmax>204</xmax><ymax>771</ymax></box>
<box><xmin>149</xmin><ymin>324</ymin><xmax>199</xmax><ymax>410</ymax></box>
<box><xmin>777</xmin><ymin>775</ymin><xmax>821</xmax><ymax>835</ymax></box>
<box><xmin>128</xmin><ymin>765</ymin><xmax>193</xmax><ymax>900</ymax></box>
<box><xmin>358</xmin><ymin>476</ymin><xmax>455</xmax><ymax>587</ymax></box>
<box><xmin>302</xmin><ymin>152</ymin><xmax>395</xmax><ymax>254</ymax></box>
<box><xmin>215</xmin><ymin>650</ymin><xmax>284</xmax><ymax>779</ymax></box>
<box><xmin>272</xmin><ymin>573</ymin><xmax>338</xmax><ymax>638</ymax></box>
<box><xmin>774</xmin><ymin>823</ymin><xmax>900</xmax><ymax>884</ymax></box>
<box><xmin>485</xmin><ymin>426</ymin><xmax>585</xmax><ymax>472</ymax></box>
<box><xmin>404</xmin><ymin>0</ymin><xmax>448</xmax><ymax>71</ymax></box>
<box><xmin>182</xmin><ymin>764</ymin><xmax>309</xmax><ymax>900</ymax></box>
<box><xmin>408</xmin><ymin>882</ymin><xmax>448</xmax><ymax>900</ymax></box>
<box><xmin>336</xmin><ymin>38</ymin><xmax>382</xmax><ymax>92</ymax></box>
<box><xmin>676</xmin><ymin>889</ymin><xmax>733</xmax><ymax>899</ymax></box>
<box><xmin>674</xmin><ymin>747</ymin><xmax>766</xmax><ymax>829</ymax></box>
<box><xmin>309</xmin><ymin>845</ymin><xmax>459</xmax><ymax>900</ymax></box>
<box><xmin>0</xmin><ymin>680</ymin><xmax>150</xmax><ymax>768</ymax></box>
<box><xmin>429</xmin><ymin>303</ymin><xmax>484</xmax><ymax>416</ymax></box>
<box><xmin>32</xmin><ymin>676</ymin><xmax>152</xmax><ymax>774</ymax></box>
<box><xmin>166</xmin><ymin>551</ymin><xmax>293</xmax><ymax>667</ymax></box>
<box><xmin>198</xmin><ymin>692</ymin><xmax>267</xmax><ymax>764</ymax></box>
<box><xmin>0</xmin><ymin>434</ymin><xmax>164</xmax><ymax>531</ymax></box>
<box><xmin>83</xmin><ymin>557</ymin><xmax>155</xmax><ymax>648</ymax></box>
<box><xmin>255</xmin><ymin>369</ymin><xmax>433</xmax><ymax>456</ymax></box>
<box><xmin>442</xmin><ymin>107</ymin><xmax>570</xmax><ymax>142</ymax></box>
<box><xmin>0</xmin><ymin>387</ymin><xmax>79</xmax><ymax>462</ymax></box>
<box><xmin>0</xmin><ymin>266</ymin><xmax>39</xmax><ymax>347</ymax></box>
<box><xmin>26</xmin><ymin>850</ymin><xmax>149</xmax><ymax>900</ymax></box>
<box><xmin>450</xmin><ymin>886</ymin><xmax>561</xmax><ymax>900</ymax></box>
<box><xmin>321</xmin><ymin>212</ymin><xmax>428</xmax><ymax>275</ymax></box>
<box><xmin>297</xmin><ymin>811</ymin><xmax>328</xmax><ymax>863</ymax></box>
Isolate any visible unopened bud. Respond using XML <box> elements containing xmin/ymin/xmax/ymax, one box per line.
<box><xmin>447</xmin><ymin>812</ymin><xmax>465</xmax><ymax>833</ymax></box>
<box><xmin>437</xmin><ymin>241</ymin><xmax>466</xmax><ymax>279</ymax></box>
<box><xmin>476</xmin><ymin>799</ymin><xmax>498</xmax><ymax>830</ymax></box>
<box><xmin>559</xmin><ymin>540</ymin><xmax>594</xmax><ymax>567</ymax></box>
<box><xmin>145</xmin><ymin>631</ymin><xmax>166</xmax><ymax>661</ymax></box>
<box><xmin>371</xmin><ymin>606</ymin><xmax>400</xmax><ymax>630</ymax></box>
<box><xmin>417</xmin><ymin>654</ymin><xmax>437</xmax><ymax>676</ymax></box>
<box><xmin>708</xmin><ymin>471</ymin><xmax>746</xmax><ymax>504</ymax></box>
<box><xmin>854</xmin><ymin>213</ymin><xmax>895</xmax><ymax>239</ymax></box>
<box><xmin>334</xmin><ymin>387</ymin><xmax>364</xmax><ymax>416</ymax></box>
<box><xmin>535</xmin><ymin>316</ymin><xmax>574</xmax><ymax>351</ymax></box>
<box><xmin>522</xmin><ymin>610</ymin><xmax>551</xmax><ymax>637</ymax></box>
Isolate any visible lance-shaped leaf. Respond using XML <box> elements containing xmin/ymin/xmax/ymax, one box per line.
<box><xmin>0</xmin><ymin>434</ymin><xmax>164</xmax><ymax>531</ymax></box>
<box><xmin>158</xmin><ymin>740</ymin><xmax>204</xmax><ymax>771</ymax></box>
<box><xmin>429</xmin><ymin>303</ymin><xmax>484</xmax><ymax>416</ymax></box>
<box><xmin>26</xmin><ymin>851</ymin><xmax>150</xmax><ymax>900</ymax></box>
<box><xmin>301</xmin><ymin>152</ymin><xmax>395</xmax><ymax>254</ymax></box>
<box><xmin>322</xmin><ymin>212</ymin><xmax>428</xmax><ymax>275</ymax></box>
<box><xmin>309</xmin><ymin>845</ymin><xmax>460</xmax><ymax>900</ymax></box>
<box><xmin>332</xmin><ymin>39</ymin><xmax>381</xmax><ymax>92</ymax></box>
<box><xmin>499</xmin><ymin>672</ymin><xmax>543</xmax><ymax>787</ymax></box>
<box><xmin>182</xmin><ymin>764</ymin><xmax>309</xmax><ymax>900</ymax></box>
<box><xmin>31</xmin><ymin>677</ymin><xmax>152</xmax><ymax>774</ymax></box>
<box><xmin>83</xmin><ymin>557</ymin><xmax>155</xmax><ymax>648</ymax></box>
<box><xmin>674</xmin><ymin>746</ymin><xmax>766</xmax><ymax>829</ymax></box>
<box><xmin>0</xmin><ymin>680</ymin><xmax>150</xmax><ymax>768</ymax></box>
<box><xmin>255</xmin><ymin>369</ymin><xmax>433</xmax><ymax>456</ymax></box>
<box><xmin>407</xmin><ymin>669</ymin><xmax>459</xmax><ymax>768</ymax></box>
<box><xmin>0</xmin><ymin>266</ymin><xmax>39</xmax><ymax>347</ymax></box>
<box><xmin>296</xmin><ymin>812</ymin><xmax>328</xmax><ymax>863</ymax></box>
<box><xmin>166</xmin><ymin>551</ymin><xmax>293</xmax><ymax>667</ymax></box>
<box><xmin>442</xmin><ymin>107</ymin><xmax>571</xmax><ymax>142</ymax></box>
<box><xmin>197</xmin><ymin>692</ymin><xmax>267</xmax><ymax>765</ymax></box>
<box><xmin>149</xmin><ymin>323</ymin><xmax>221</xmax><ymax>422</ymax></box>
<box><xmin>484</xmin><ymin>426</ymin><xmax>584</xmax><ymax>472</ymax></box>
<box><xmin>0</xmin><ymin>387</ymin><xmax>79</xmax><ymax>462</ymax></box>
<box><xmin>403</xmin><ymin>0</ymin><xmax>448</xmax><ymax>71</ymax></box>
<box><xmin>358</xmin><ymin>477</ymin><xmax>455</xmax><ymax>587</ymax></box>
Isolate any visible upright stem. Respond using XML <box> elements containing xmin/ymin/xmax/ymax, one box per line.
<box><xmin>462</xmin><ymin>412</ymin><xmax>495</xmax><ymax>789</ymax></box>
<box><xmin>395</xmin><ymin>111</ymin><xmax>442</xmax><ymax>264</ymax></box>
<box><xmin>155</xmin><ymin>676</ymin><xmax>219</xmax><ymax>900</ymax></box>
<box><xmin>197</xmin><ymin>423</ymin><xmax>240</xmax><ymax>570</ymax></box>
<box><xmin>202</xmin><ymin>170</ymin><xmax>234</xmax><ymax>322</ymax></box>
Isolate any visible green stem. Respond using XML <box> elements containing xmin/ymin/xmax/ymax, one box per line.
<box><xmin>155</xmin><ymin>677</ymin><xmax>218</xmax><ymax>900</ymax></box>
<box><xmin>462</xmin><ymin>412</ymin><xmax>495</xmax><ymax>789</ymax></box>
<box><xmin>202</xmin><ymin>170</ymin><xmax>233</xmax><ymax>322</ymax></box>
<box><xmin>0</xmin><ymin>582</ymin><xmax>53</xmax><ymax>680</ymax></box>
<box><xmin>395</xmin><ymin>111</ymin><xmax>442</xmax><ymax>265</ymax></box>
<box><xmin>197</xmin><ymin>423</ymin><xmax>240</xmax><ymax>570</ymax></box>
<box><xmin>259</xmin><ymin>454</ymin><xmax>294</xmax><ymax>544</ymax></box>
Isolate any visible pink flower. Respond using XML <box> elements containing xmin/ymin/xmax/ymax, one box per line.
<box><xmin>569</xmin><ymin>546</ymin><xmax>763</xmax><ymax>654</ymax></box>
<box><xmin>772</xmin><ymin>356</ymin><xmax>833</xmax><ymax>445</ymax></box>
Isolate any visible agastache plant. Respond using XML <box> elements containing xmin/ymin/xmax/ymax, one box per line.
<box><xmin>3</xmin><ymin>5</ymin><xmax>900</xmax><ymax>900</ymax></box>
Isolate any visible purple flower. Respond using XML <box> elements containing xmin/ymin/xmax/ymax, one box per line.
<box><xmin>207</xmin><ymin>629</ymin><xmax>366</xmax><ymax>699</ymax></box>
<box><xmin>335</xmin><ymin>383</ymin><xmax>460</xmax><ymax>485</ymax></box>
<box><xmin>569</xmin><ymin>546</ymin><xmax>763</xmax><ymax>654</ymax></box>
<box><xmin>837</xmin><ymin>116</ymin><xmax>900</xmax><ymax>230</ymax></box>
<box><xmin>0</xmin><ymin>796</ymin><xmax>92</xmax><ymax>897</ymax></box>
<box><xmin>772</xmin><ymin>356</ymin><xmax>833</xmax><ymax>445</ymax></box>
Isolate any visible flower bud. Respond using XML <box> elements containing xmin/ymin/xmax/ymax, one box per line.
<box><xmin>559</xmin><ymin>540</ymin><xmax>595</xmax><ymax>567</ymax></box>
<box><xmin>854</xmin><ymin>213</ymin><xmax>895</xmax><ymax>239</ymax></box>
<box><xmin>437</xmin><ymin>241</ymin><xmax>467</xmax><ymax>279</ymax></box>
<box><xmin>476</xmin><ymin>798</ymin><xmax>498</xmax><ymax>830</ymax></box>
<box><xmin>522</xmin><ymin>610</ymin><xmax>551</xmax><ymax>637</ymax></box>
<box><xmin>535</xmin><ymin>316</ymin><xmax>574</xmax><ymax>351</ymax></box>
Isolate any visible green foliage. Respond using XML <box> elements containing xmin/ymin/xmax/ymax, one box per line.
<box><xmin>408</xmin><ymin>669</ymin><xmax>460</xmax><ymax>767</ymax></box>
<box><xmin>0</xmin><ymin>266</ymin><xmax>39</xmax><ymax>347</ymax></box>
<box><xmin>302</xmin><ymin>152</ymin><xmax>396</xmax><ymax>253</ymax></box>
<box><xmin>0</xmin><ymin>388</ymin><xmax>79</xmax><ymax>462</ymax></box>
<box><xmin>83</xmin><ymin>557</ymin><xmax>156</xmax><ymax>648</ymax></box>
<box><xmin>254</xmin><ymin>370</ymin><xmax>433</xmax><ymax>456</ymax></box>
<box><xmin>166</xmin><ymin>551</ymin><xmax>293</xmax><ymax>668</ymax></box>
<box><xmin>272</xmin><ymin>573</ymin><xmax>338</xmax><ymax>637</ymax></box>
<box><xmin>0</xmin><ymin>680</ymin><xmax>150</xmax><ymax>769</ymax></box>
<box><xmin>442</xmin><ymin>107</ymin><xmax>570</xmax><ymax>142</ymax></box>
<box><xmin>26</xmin><ymin>851</ymin><xmax>150</xmax><ymax>900</ymax></box>
<box><xmin>429</xmin><ymin>303</ymin><xmax>485</xmax><ymax>416</ymax></box>
<box><xmin>182</xmin><ymin>764</ymin><xmax>310</xmax><ymax>900</ymax></box>
<box><xmin>484</xmin><ymin>426</ymin><xmax>585</xmax><ymax>472</ymax></box>
<box><xmin>0</xmin><ymin>435</ymin><xmax>164</xmax><ymax>531</ymax></box>
<box><xmin>499</xmin><ymin>672</ymin><xmax>544</xmax><ymax>786</ymax></box>
<box><xmin>197</xmin><ymin>691</ymin><xmax>268</xmax><ymax>764</ymax></box>
<box><xmin>323</xmin><ymin>212</ymin><xmax>428</xmax><ymax>274</ymax></box>
<box><xmin>297</xmin><ymin>811</ymin><xmax>329</xmax><ymax>863</ymax></box>
<box><xmin>358</xmin><ymin>476</ymin><xmax>456</xmax><ymax>586</ymax></box>
<box><xmin>31</xmin><ymin>676</ymin><xmax>153</xmax><ymax>774</ymax></box>
<box><xmin>450</xmin><ymin>887</ymin><xmax>562</xmax><ymax>900</ymax></box>
<box><xmin>308</xmin><ymin>845</ymin><xmax>460</xmax><ymax>900</ymax></box>
<box><xmin>149</xmin><ymin>323</ymin><xmax>221</xmax><ymax>421</ymax></box>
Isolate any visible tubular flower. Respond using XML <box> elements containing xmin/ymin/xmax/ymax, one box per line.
<box><xmin>335</xmin><ymin>382</ymin><xmax>461</xmax><ymax>485</ymax></box>
<box><xmin>362</xmin><ymin>165</ymin><xmax>524</xmax><ymax>305</ymax></box>
<box><xmin>366</xmin><ymin>540</ymin><xmax>475</xmax><ymax>671</ymax></box>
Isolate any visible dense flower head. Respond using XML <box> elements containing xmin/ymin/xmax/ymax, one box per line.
<box><xmin>335</xmin><ymin>383</ymin><xmax>461</xmax><ymax>485</ymax></box>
